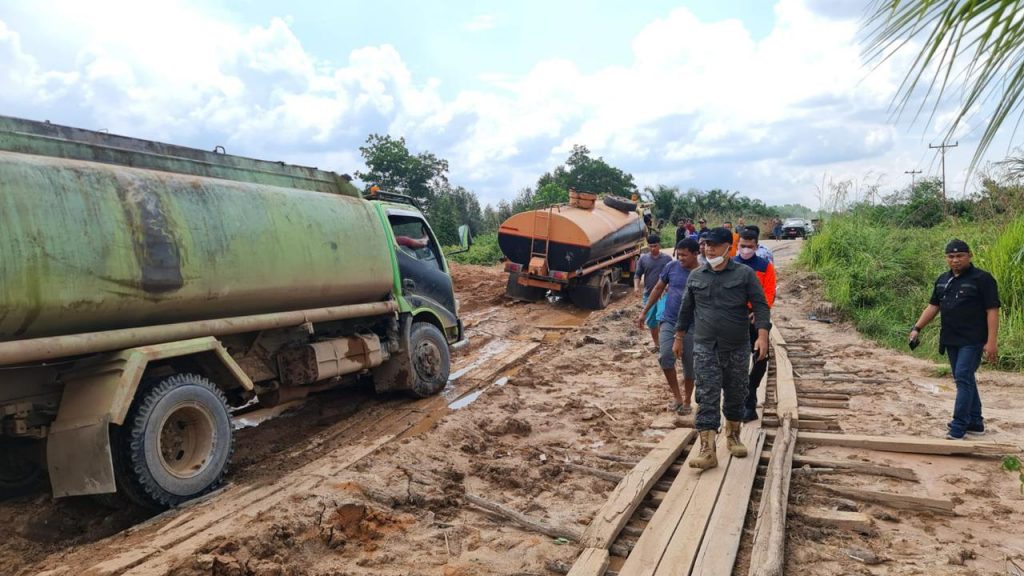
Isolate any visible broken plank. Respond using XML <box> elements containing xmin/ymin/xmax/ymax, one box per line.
<box><xmin>691</xmin><ymin>428</ymin><xmax>767</xmax><ymax>575</ymax></box>
<box><xmin>791</xmin><ymin>507</ymin><xmax>873</xmax><ymax>532</ymax></box>
<box><xmin>581</xmin><ymin>428</ymin><xmax>696</xmax><ymax>549</ymax></box>
<box><xmin>797</xmin><ymin>432</ymin><xmax>1019</xmax><ymax>457</ymax></box>
<box><xmin>799</xmin><ymin>392</ymin><xmax>850</xmax><ymax>401</ymax></box>
<box><xmin>791</xmin><ymin>455</ymin><xmax>918</xmax><ymax>482</ymax></box>
<box><xmin>565</xmin><ymin>462</ymin><xmax>625</xmax><ymax>484</ymax></box>
<box><xmin>466</xmin><ymin>493</ymin><xmax>582</xmax><ymax>540</ymax></box>
<box><xmin>811</xmin><ymin>483</ymin><xmax>956</xmax><ymax>515</ymax></box>
<box><xmin>567</xmin><ymin>548</ymin><xmax>611</xmax><ymax>576</ymax></box>
<box><xmin>799</xmin><ymin>398</ymin><xmax>849</xmax><ymax>409</ymax></box>
<box><xmin>616</xmin><ymin>437</ymin><xmax>709</xmax><ymax>575</ymax></box>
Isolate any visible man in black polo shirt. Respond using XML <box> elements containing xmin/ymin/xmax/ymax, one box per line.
<box><xmin>909</xmin><ymin>239</ymin><xmax>1000</xmax><ymax>440</ymax></box>
<box><xmin>673</xmin><ymin>227</ymin><xmax>771</xmax><ymax>470</ymax></box>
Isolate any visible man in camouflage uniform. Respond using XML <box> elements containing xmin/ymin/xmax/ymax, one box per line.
<box><xmin>673</xmin><ymin>227</ymin><xmax>771</xmax><ymax>470</ymax></box>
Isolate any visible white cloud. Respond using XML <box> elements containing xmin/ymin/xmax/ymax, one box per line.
<box><xmin>463</xmin><ymin>14</ymin><xmax>497</xmax><ymax>32</ymax></box>
<box><xmin>0</xmin><ymin>0</ymin><xmax>1004</xmax><ymax>208</ymax></box>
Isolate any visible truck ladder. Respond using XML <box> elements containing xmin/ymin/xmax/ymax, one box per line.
<box><xmin>530</xmin><ymin>207</ymin><xmax>554</xmax><ymax>263</ymax></box>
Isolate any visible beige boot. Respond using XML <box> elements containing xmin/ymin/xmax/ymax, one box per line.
<box><xmin>725</xmin><ymin>420</ymin><xmax>748</xmax><ymax>458</ymax></box>
<box><xmin>689</xmin><ymin>429</ymin><xmax>719</xmax><ymax>470</ymax></box>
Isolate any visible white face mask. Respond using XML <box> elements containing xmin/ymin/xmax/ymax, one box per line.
<box><xmin>706</xmin><ymin>254</ymin><xmax>726</xmax><ymax>268</ymax></box>
<box><xmin>739</xmin><ymin>247</ymin><xmax>755</xmax><ymax>259</ymax></box>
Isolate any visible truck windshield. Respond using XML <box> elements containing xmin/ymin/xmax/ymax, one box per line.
<box><xmin>390</xmin><ymin>216</ymin><xmax>442</xmax><ymax>270</ymax></box>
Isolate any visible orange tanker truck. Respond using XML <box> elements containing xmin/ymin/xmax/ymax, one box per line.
<box><xmin>497</xmin><ymin>190</ymin><xmax>648</xmax><ymax>310</ymax></box>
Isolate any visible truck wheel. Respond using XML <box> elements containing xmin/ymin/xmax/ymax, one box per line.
<box><xmin>113</xmin><ymin>373</ymin><xmax>233</xmax><ymax>509</ymax></box>
<box><xmin>0</xmin><ymin>440</ymin><xmax>42</xmax><ymax>499</ymax></box>
<box><xmin>408</xmin><ymin>323</ymin><xmax>451</xmax><ymax>398</ymax></box>
<box><xmin>569</xmin><ymin>273</ymin><xmax>612</xmax><ymax>310</ymax></box>
<box><xmin>505</xmin><ymin>272</ymin><xmax>546</xmax><ymax>302</ymax></box>
<box><xmin>603</xmin><ymin>196</ymin><xmax>637</xmax><ymax>212</ymax></box>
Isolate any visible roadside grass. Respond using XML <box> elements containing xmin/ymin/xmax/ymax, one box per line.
<box><xmin>446</xmin><ymin>232</ymin><xmax>504</xmax><ymax>266</ymax></box>
<box><xmin>800</xmin><ymin>214</ymin><xmax>1024</xmax><ymax>371</ymax></box>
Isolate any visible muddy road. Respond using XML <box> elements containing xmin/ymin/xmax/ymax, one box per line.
<box><xmin>3</xmin><ymin>240</ymin><xmax>1022</xmax><ymax>575</ymax></box>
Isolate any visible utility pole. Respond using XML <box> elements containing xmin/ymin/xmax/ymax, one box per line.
<box><xmin>929</xmin><ymin>141</ymin><xmax>958</xmax><ymax>213</ymax></box>
<box><xmin>904</xmin><ymin>169</ymin><xmax>922</xmax><ymax>190</ymax></box>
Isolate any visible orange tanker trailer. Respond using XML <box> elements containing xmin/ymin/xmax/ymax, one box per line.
<box><xmin>497</xmin><ymin>190</ymin><xmax>648</xmax><ymax>309</ymax></box>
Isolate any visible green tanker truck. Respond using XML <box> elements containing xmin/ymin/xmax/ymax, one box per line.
<box><xmin>0</xmin><ymin>115</ymin><xmax>467</xmax><ymax>508</ymax></box>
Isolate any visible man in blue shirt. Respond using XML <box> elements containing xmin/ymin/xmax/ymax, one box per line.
<box><xmin>635</xmin><ymin>234</ymin><xmax>673</xmax><ymax>348</ymax></box>
<box><xmin>638</xmin><ymin>238</ymin><xmax>700</xmax><ymax>414</ymax></box>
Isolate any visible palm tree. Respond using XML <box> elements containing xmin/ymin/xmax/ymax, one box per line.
<box><xmin>864</xmin><ymin>1</ymin><xmax>1024</xmax><ymax>169</ymax></box>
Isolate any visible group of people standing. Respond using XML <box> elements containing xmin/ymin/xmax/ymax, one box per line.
<box><xmin>632</xmin><ymin>219</ymin><xmax>1002</xmax><ymax>468</ymax></box>
<box><xmin>634</xmin><ymin>219</ymin><xmax>776</xmax><ymax>470</ymax></box>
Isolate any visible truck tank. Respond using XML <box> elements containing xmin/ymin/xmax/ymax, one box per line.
<box><xmin>0</xmin><ymin>117</ymin><xmax>395</xmax><ymax>341</ymax></box>
<box><xmin>497</xmin><ymin>194</ymin><xmax>645</xmax><ymax>272</ymax></box>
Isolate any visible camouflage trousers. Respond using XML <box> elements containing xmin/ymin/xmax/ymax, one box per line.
<box><xmin>693</xmin><ymin>341</ymin><xmax>750</xmax><ymax>431</ymax></box>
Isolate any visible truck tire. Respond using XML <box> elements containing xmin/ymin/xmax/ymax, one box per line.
<box><xmin>505</xmin><ymin>272</ymin><xmax>546</xmax><ymax>302</ymax></box>
<box><xmin>408</xmin><ymin>322</ymin><xmax>451</xmax><ymax>398</ymax></box>
<box><xmin>0</xmin><ymin>440</ymin><xmax>43</xmax><ymax>500</ymax></box>
<box><xmin>112</xmin><ymin>373</ymin><xmax>233</xmax><ymax>509</ymax></box>
<box><xmin>603</xmin><ymin>196</ymin><xmax>637</xmax><ymax>213</ymax></box>
<box><xmin>569</xmin><ymin>273</ymin><xmax>612</xmax><ymax>310</ymax></box>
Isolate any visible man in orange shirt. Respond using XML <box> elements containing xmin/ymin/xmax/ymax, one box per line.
<box><xmin>733</xmin><ymin>229</ymin><xmax>776</xmax><ymax>421</ymax></box>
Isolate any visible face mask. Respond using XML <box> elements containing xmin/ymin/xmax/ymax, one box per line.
<box><xmin>707</xmin><ymin>254</ymin><xmax>726</xmax><ymax>268</ymax></box>
<box><xmin>739</xmin><ymin>247</ymin><xmax>755</xmax><ymax>259</ymax></box>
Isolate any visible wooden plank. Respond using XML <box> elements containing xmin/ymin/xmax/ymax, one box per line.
<box><xmin>748</xmin><ymin>417</ymin><xmax>797</xmax><ymax>576</ymax></box>
<box><xmin>812</xmin><ymin>483</ymin><xmax>957</xmax><ymax>515</ymax></box>
<box><xmin>567</xmin><ymin>548</ymin><xmax>610</xmax><ymax>576</ymax></box>
<box><xmin>653</xmin><ymin>438</ymin><xmax>738</xmax><ymax>575</ymax></box>
<box><xmin>798</xmin><ymin>398</ymin><xmax>849</xmax><ymax>409</ymax></box>
<box><xmin>770</xmin><ymin>327</ymin><xmax>798</xmax><ymax>421</ymax></box>
<box><xmin>797</xmin><ymin>432</ymin><xmax>1019</xmax><ymax>457</ymax></box>
<box><xmin>799</xmin><ymin>392</ymin><xmax>850</xmax><ymax>401</ymax></box>
<box><xmin>791</xmin><ymin>455</ymin><xmax>918</xmax><ymax>482</ymax></box>
<box><xmin>581</xmin><ymin>428</ymin><xmax>696</xmax><ymax>548</ymax></box>
<box><xmin>791</xmin><ymin>507</ymin><xmax>873</xmax><ymax>532</ymax></box>
<box><xmin>691</xmin><ymin>428</ymin><xmax>767</xmax><ymax>575</ymax></box>
<box><xmin>616</xmin><ymin>437</ymin><xmax>709</xmax><ymax>576</ymax></box>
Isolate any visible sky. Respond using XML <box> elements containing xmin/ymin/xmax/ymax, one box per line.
<box><xmin>1</xmin><ymin>0</ymin><xmax>1017</xmax><ymax>210</ymax></box>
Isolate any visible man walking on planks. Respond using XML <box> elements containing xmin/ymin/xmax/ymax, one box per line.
<box><xmin>734</xmin><ymin>228</ymin><xmax>777</xmax><ymax>422</ymax></box>
<box><xmin>909</xmin><ymin>239</ymin><xmax>1000</xmax><ymax>440</ymax></box>
<box><xmin>674</xmin><ymin>227</ymin><xmax>771</xmax><ymax>469</ymax></box>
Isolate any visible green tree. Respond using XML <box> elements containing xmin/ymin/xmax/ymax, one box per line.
<box><xmin>865</xmin><ymin>1</ymin><xmax>1024</xmax><ymax>169</ymax></box>
<box><xmin>537</xmin><ymin>145</ymin><xmax>637</xmax><ymax>197</ymax></box>
<box><xmin>533</xmin><ymin>182</ymin><xmax>569</xmax><ymax>208</ymax></box>
<box><xmin>644</xmin><ymin>184</ymin><xmax>679</xmax><ymax>222</ymax></box>
<box><xmin>355</xmin><ymin>134</ymin><xmax>449</xmax><ymax>210</ymax></box>
<box><xmin>429</xmin><ymin>194</ymin><xmax>459</xmax><ymax>246</ymax></box>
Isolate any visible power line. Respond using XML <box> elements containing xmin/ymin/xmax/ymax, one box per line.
<box><xmin>929</xmin><ymin>141</ymin><xmax>958</xmax><ymax>213</ymax></box>
<box><xmin>904</xmin><ymin>169</ymin><xmax>922</xmax><ymax>190</ymax></box>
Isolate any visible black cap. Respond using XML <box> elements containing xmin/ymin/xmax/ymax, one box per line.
<box><xmin>705</xmin><ymin>227</ymin><xmax>733</xmax><ymax>245</ymax></box>
<box><xmin>945</xmin><ymin>239</ymin><xmax>970</xmax><ymax>254</ymax></box>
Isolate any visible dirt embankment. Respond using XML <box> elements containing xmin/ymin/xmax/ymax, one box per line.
<box><xmin>3</xmin><ymin>246</ymin><xmax>1023</xmax><ymax>575</ymax></box>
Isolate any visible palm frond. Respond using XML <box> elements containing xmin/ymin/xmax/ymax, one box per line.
<box><xmin>864</xmin><ymin>0</ymin><xmax>1024</xmax><ymax>170</ymax></box>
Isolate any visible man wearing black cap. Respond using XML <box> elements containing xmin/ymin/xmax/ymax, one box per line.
<box><xmin>909</xmin><ymin>239</ymin><xmax>1000</xmax><ymax>440</ymax></box>
<box><xmin>673</xmin><ymin>227</ymin><xmax>771</xmax><ymax>470</ymax></box>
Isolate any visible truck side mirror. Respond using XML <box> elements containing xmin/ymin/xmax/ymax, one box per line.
<box><xmin>458</xmin><ymin>224</ymin><xmax>472</xmax><ymax>249</ymax></box>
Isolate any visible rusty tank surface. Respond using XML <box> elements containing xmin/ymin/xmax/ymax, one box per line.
<box><xmin>0</xmin><ymin>116</ymin><xmax>394</xmax><ymax>341</ymax></box>
<box><xmin>497</xmin><ymin>190</ymin><xmax>646</xmax><ymax>309</ymax></box>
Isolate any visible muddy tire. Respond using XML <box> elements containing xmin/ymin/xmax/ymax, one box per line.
<box><xmin>603</xmin><ymin>195</ymin><xmax>637</xmax><ymax>212</ymax></box>
<box><xmin>505</xmin><ymin>272</ymin><xmax>546</xmax><ymax>302</ymax></box>
<box><xmin>112</xmin><ymin>373</ymin><xmax>233</xmax><ymax>509</ymax></box>
<box><xmin>0</xmin><ymin>439</ymin><xmax>43</xmax><ymax>500</ymax></box>
<box><xmin>570</xmin><ymin>273</ymin><xmax>612</xmax><ymax>310</ymax></box>
<box><xmin>407</xmin><ymin>323</ymin><xmax>451</xmax><ymax>398</ymax></box>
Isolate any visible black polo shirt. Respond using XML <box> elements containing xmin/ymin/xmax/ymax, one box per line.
<box><xmin>929</xmin><ymin>264</ymin><xmax>1000</xmax><ymax>346</ymax></box>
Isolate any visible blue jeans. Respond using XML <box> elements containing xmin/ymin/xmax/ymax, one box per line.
<box><xmin>947</xmin><ymin>344</ymin><xmax>984</xmax><ymax>437</ymax></box>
